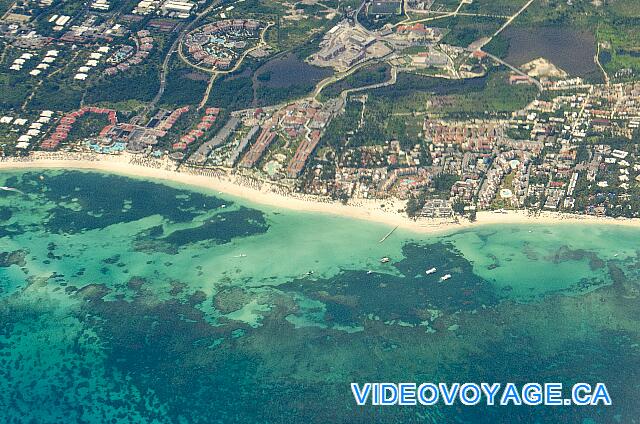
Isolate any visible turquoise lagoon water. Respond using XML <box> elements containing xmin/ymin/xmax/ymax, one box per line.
<box><xmin>1</xmin><ymin>170</ymin><xmax>639</xmax><ymax>423</ymax></box>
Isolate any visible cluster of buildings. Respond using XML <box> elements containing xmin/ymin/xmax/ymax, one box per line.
<box><xmin>173</xmin><ymin>107</ymin><xmax>220</xmax><ymax>151</ymax></box>
<box><xmin>0</xmin><ymin>111</ymin><xmax>55</xmax><ymax>151</ymax></box>
<box><xmin>58</xmin><ymin>15</ymin><xmax>126</xmax><ymax>44</ymax></box>
<box><xmin>74</xmin><ymin>47</ymin><xmax>110</xmax><ymax>81</ymax></box>
<box><xmin>238</xmin><ymin>126</ymin><xmax>277</xmax><ymax>169</ymax></box>
<box><xmin>424</xmin><ymin>120</ymin><xmax>503</xmax><ymax>154</ymax></box>
<box><xmin>104</xmin><ymin>30</ymin><xmax>154</xmax><ymax>76</ymax></box>
<box><xmin>9</xmin><ymin>51</ymin><xmax>37</xmax><ymax>75</ymax></box>
<box><xmin>156</xmin><ymin>106</ymin><xmax>190</xmax><ymax>132</ymax></box>
<box><xmin>133</xmin><ymin>0</ymin><xmax>196</xmax><ymax>18</ymax></box>
<box><xmin>309</xmin><ymin>21</ymin><xmax>392</xmax><ymax>72</ymax></box>
<box><xmin>237</xmin><ymin>101</ymin><xmax>334</xmax><ymax>178</ymax></box>
<box><xmin>188</xmin><ymin>116</ymin><xmax>240</xmax><ymax>164</ymax></box>
<box><xmin>395</xmin><ymin>23</ymin><xmax>444</xmax><ymax>43</ymax></box>
<box><xmin>419</xmin><ymin>199</ymin><xmax>454</xmax><ymax>219</ymax></box>
<box><xmin>41</xmin><ymin>107</ymin><xmax>117</xmax><ymax>150</ymax></box>
<box><xmin>477</xmin><ymin>151</ymin><xmax>532</xmax><ymax>209</ymax></box>
<box><xmin>437</xmin><ymin>80</ymin><xmax>640</xmax><ymax>216</ymax></box>
<box><xmin>305</xmin><ymin>140</ymin><xmax>429</xmax><ymax>199</ymax></box>
<box><xmin>47</xmin><ymin>14</ymin><xmax>72</xmax><ymax>31</ymax></box>
<box><xmin>183</xmin><ymin>20</ymin><xmax>261</xmax><ymax>70</ymax></box>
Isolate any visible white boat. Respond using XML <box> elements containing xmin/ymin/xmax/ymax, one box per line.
<box><xmin>233</xmin><ymin>254</ymin><xmax>247</xmax><ymax>258</ymax></box>
<box><xmin>425</xmin><ymin>267</ymin><xmax>437</xmax><ymax>275</ymax></box>
<box><xmin>221</xmin><ymin>204</ymin><xmax>227</xmax><ymax>208</ymax></box>
<box><xmin>380</xmin><ymin>257</ymin><xmax>390</xmax><ymax>263</ymax></box>
<box><xmin>0</xmin><ymin>186</ymin><xmax>23</xmax><ymax>194</ymax></box>
<box><xmin>366</xmin><ymin>270</ymin><xmax>373</xmax><ymax>275</ymax></box>
<box><xmin>440</xmin><ymin>274</ymin><xmax>452</xmax><ymax>282</ymax></box>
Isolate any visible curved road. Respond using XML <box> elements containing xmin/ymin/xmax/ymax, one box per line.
<box><xmin>136</xmin><ymin>0</ymin><xmax>223</xmax><ymax>122</ymax></box>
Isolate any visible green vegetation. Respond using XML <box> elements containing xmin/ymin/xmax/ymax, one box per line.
<box><xmin>161</xmin><ymin>58</ymin><xmax>209</xmax><ymax>107</ymax></box>
<box><xmin>0</xmin><ymin>75</ymin><xmax>33</xmax><ymax>110</ymax></box>
<box><xmin>515</xmin><ymin>0</ymin><xmax>599</xmax><ymax>27</ymax></box>
<box><xmin>507</xmin><ymin>127</ymin><xmax>531</xmax><ymax>140</ymax></box>
<box><xmin>501</xmin><ymin>0</ymin><xmax>640</xmax><ymax>79</ymax></box>
<box><xmin>360</xmin><ymin>6</ymin><xmax>404</xmax><ymax>30</ymax></box>
<box><xmin>461</xmin><ymin>0</ymin><xmax>528</xmax><ymax>15</ymax></box>
<box><xmin>483</xmin><ymin>35</ymin><xmax>510</xmax><ymax>58</ymax></box>
<box><xmin>225</xmin><ymin>0</ymin><xmax>338</xmax><ymax>53</ymax></box>
<box><xmin>597</xmin><ymin>23</ymin><xmax>640</xmax><ymax>80</ymax></box>
<box><xmin>436</xmin><ymin>71</ymin><xmax>538</xmax><ymax>116</ymax></box>
<box><xmin>68</xmin><ymin>114</ymin><xmax>111</xmax><ymax>142</ymax></box>
<box><xmin>85</xmin><ymin>34</ymin><xmax>170</xmax><ymax>106</ymax></box>
<box><xmin>207</xmin><ymin>74</ymin><xmax>254</xmax><ymax>109</ymax></box>
<box><xmin>406</xmin><ymin>190</ymin><xmax>427</xmax><ymax>218</ymax></box>
<box><xmin>321</xmin><ymin>96</ymin><xmax>428</xmax><ymax>163</ymax></box>
<box><xmin>0</xmin><ymin>0</ymin><xmax>13</xmax><ymax>16</ymax></box>
<box><xmin>256</xmin><ymin>83</ymin><xmax>313</xmax><ymax>107</ymax></box>
<box><xmin>350</xmin><ymin>99</ymin><xmax>424</xmax><ymax>149</ymax></box>
<box><xmin>369</xmin><ymin>72</ymin><xmax>483</xmax><ymax>103</ymax></box>
<box><xmin>429</xmin><ymin>0</ymin><xmax>462</xmax><ymax>12</ymax></box>
<box><xmin>438</xmin><ymin>16</ymin><xmax>504</xmax><ymax>48</ymax></box>
<box><xmin>0</xmin><ymin>46</ymin><xmax>36</xmax><ymax>110</ymax></box>
<box><xmin>320</xmin><ymin>99</ymin><xmax>362</xmax><ymax>152</ymax></box>
<box><xmin>86</xmin><ymin>72</ymin><xmax>159</xmax><ymax>105</ymax></box>
<box><xmin>320</xmin><ymin>64</ymin><xmax>391</xmax><ymax>100</ymax></box>
<box><xmin>432</xmin><ymin>173</ymin><xmax>458</xmax><ymax>195</ymax></box>
<box><xmin>29</xmin><ymin>82</ymin><xmax>84</xmax><ymax>112</ymax></box>
<box><xmin>364</xmin><ymin>70</ymin><xmax>535</xmax><ymax>118</ymax></box>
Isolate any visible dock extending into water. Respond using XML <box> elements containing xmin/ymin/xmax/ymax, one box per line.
<box><xmin>379</xmin><ymin>225</ymin><xmax>398</xmax><ymax>243</ymax></box>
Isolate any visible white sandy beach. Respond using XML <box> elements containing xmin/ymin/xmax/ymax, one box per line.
<box><xmin>2</xmin><ymin>153</ymin><xmax>640</xmax><ymax>234</ymax></box>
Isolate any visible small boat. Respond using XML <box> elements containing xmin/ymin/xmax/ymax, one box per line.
<box><xmin>380</xmin><ymin>257</ymin><xmax>390</xmax><ymax>264</ymax></box>
<box><xmin>0</xmin><ymin>186</ymin><xmax>23</xmax><ymax>194</ymax></box>
<box><xmin>440</xmin><ymin>274</ymin><xmax>452</xmax><ymax>282</ymax></box>
<box><xmin>221</xmin><ymin>204</ymin><xmax>227</xmax><ymax>208</ymax></box>
<box><xmin>425</xmin><ymin>267</ymin><xmax>437</xmax><ymax>275</ymax></box>
<box><xmin>366</xmin><ymin>270</ymin><xmax>373</xmax><ymax>275</ymax></box>
<box><xmin>233</xmin><ymin>254</ymin><xmax>247</xmax><ymax>258</ymax></box>
<box><xmin>614</xmin><ymin>253</ymin><xmax>618</xmax><ymax>257</ymax></box>
<box><xmin>305</xmin><ymin>270</ymin><xmax>314</xmax><ymax>276</ymax></box>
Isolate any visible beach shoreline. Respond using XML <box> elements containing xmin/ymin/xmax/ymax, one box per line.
<box><xmin>2</xmin><ymin>153</ymin><xmax>640</xmax><ymax>234</ymax></box>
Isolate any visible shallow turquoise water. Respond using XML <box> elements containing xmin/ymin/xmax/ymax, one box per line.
<box><xmin>1</xmin><ymin>170</ymin><xmax>639</xmax><ymax>423</ymax></box>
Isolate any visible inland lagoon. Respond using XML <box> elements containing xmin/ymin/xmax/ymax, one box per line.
<box><xmin>1</xmin><ymin>170</ymin><xmax>639</xmax><ymax>423</ymax></box>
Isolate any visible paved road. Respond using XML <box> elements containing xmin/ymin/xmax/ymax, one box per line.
<box><xmin>136</xmin><ymin>0</ymin><xmax>222</xmax><ymax>122</ymax></box>
<box><xmin>340</xmin><ymin>65</ymin><xmax>397</xmax><ymax>99</ymax></box>
<box><xmin>481</xmin><ymin>51</ymin><xmax>543</xmax><ymax>90</ymax></box>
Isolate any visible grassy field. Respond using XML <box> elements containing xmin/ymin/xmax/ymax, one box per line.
<box><xmin>597</xmin><ymin>22</ymin><xmax>640</xmax><ymax>80</ymax></box>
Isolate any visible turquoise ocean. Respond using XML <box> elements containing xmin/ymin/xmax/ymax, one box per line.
<box><xmin>0</xmin><ymin>170</ymin><xmax>639</xmax><ymax>423</ymax></box>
